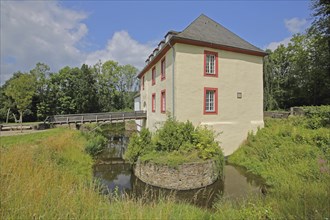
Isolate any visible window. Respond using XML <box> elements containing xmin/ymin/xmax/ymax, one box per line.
<box><xmin>161</xmin><ymin>90</ymin><xmax>166</xmax><ymax>113</ymax></box>
<box><xmin>152</xmin><ymin>93</ymin><xmax>156</xmax><ymax>112</ymax></box>
<box><xmin>152</xmin><ymin>67</ymin><xmax>156</xmax><ymax>85</ymax></box>
<box><xmin>204</xmin><ymin>50</ymin><xmax>218</xmax><ymax>77</ymax></box>
<box><xmin>204</xmin><ymin>87</ymin><xmax>218</xmax><ymax>114</ymax></box>
<box><xmin>142</xmin><ymin>76</ymin><xmax>145</xmax><ymax>90</ymax></box>
<box><xmin>161</xmin><ymin>58</ymin><xmax>166</xmax><ymax>80</ymax></box>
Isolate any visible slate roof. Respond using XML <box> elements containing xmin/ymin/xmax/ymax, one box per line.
<box><xmin>174</xmin><ymin>14</ymin><xmax>265</xmax><ymax>54</ymax></box>
<box><xmin>138</xmin><ymin>14</ymin><xmax>266</xmax><ymax>78</ymax></box>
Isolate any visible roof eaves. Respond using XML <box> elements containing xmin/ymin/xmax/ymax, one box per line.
<box><xmin>172</xmin><ymin>35</ymin><xmax>268</xmax><ymax>56</ymax></box>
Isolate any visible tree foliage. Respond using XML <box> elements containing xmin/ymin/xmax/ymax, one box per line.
<box><xmin>0</xmin><ymin>61</ymin><xmax>139</xmax><ymax>122</ymax></box>
<box><xmin>4</xmin><ymin>73</ymin><xmax>36</xmax><ymax>123</ymax></box>
<box><xmin>263</xmin><ymin>0</ymin><xmax>330</xmax><ymax>110</ymax></box>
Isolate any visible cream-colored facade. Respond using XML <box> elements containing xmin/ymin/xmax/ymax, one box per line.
<box><xmin>140</xmin><ymin>42</ymin><xmax>264</xmax><ymax>156</ymax></box>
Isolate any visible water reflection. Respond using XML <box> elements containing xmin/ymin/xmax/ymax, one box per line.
<box><xmin>92</xmin><ymin>135</ymin><xmax>266</xmax><ymax>208</ymax></box>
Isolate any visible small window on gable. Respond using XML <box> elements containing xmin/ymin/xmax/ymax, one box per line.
<box><xmin>152</xmin><ymin>93</ymin><xmax>156</xmax><ymax>112</ymax></box>
<box><xmin>161</xmin><ymin>58</ymin><xmax>166</xmax><ymax>80</ymax></box>
<box><xmin>152</xmin><ymin>67</ymin><xmax>156</xmax><ymax>85</ymax></box>
<box><xmin>204</xmin><ymin>87</ymin><xmax>218</xmax><ymax>115</ymax></box>
<box><xmin>161</xmin><ymin>90</ymin><xmax>166</xmax><ymax>113</ymax></box>
<box><xmin>204</xmin><ymin>51</ymin><xmax>218</xmax><ymax>77</ymax></box>
<box><xmin>142</xmin><ymin>76</ymin><xmax>145</xmax><ymax>90</ymax></box>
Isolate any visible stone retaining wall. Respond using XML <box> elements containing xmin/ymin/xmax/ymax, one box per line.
<box><xmin>134</xmin><ymin>160</ymin><xmax>220</xmax><ymax>190</ymax></box>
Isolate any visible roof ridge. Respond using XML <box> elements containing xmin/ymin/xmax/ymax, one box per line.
<box><xmin>178</xmin><ymin>14</ymin><xmax>206</xmax><ymax>35</ymax></box>
<box><xmin>201</xmin><ymin>15</ymin><xmax>264</xmax><ymax>51</ymax></box>
<box><xmin>177</xmin><ymin>14</ymin><xmax>264</xmax><ymax>53</ymax></box>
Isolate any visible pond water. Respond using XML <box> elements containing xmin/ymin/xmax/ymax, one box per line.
<box><xmin>93</xmin><ymin>135</ymin><xmax>266</xmax><ymax>208</ymax></box>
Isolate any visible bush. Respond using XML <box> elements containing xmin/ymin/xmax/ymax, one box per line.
<box><xmin>302</xmin><ymin>105</ymin><xmax>330</xmax><ymax>129</ymax></box>
<box><xmin>124</xmin><ymin>128</ymin><xmax>153</xmax><ymax>164</ymax></box>
<box><xmin>124</xmin><ymin>117</ymin><xmax>224</xmax><ymax>173</ymax></box>
<box><xmin>84</xmin><ymin>133</ymin><xmax>108</xmax><ymax>157</ymax></box>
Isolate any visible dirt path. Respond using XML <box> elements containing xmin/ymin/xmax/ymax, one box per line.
<box><xmin>0</xmin><ymin>129</ymin><xmax>49</xmax><ymax>137</ymax></box>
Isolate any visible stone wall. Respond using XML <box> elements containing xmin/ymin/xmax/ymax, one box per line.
<box><xmin>134</xmin><ymin>160</ymin><xmax>220</xmax><ymax>190</ymax></box>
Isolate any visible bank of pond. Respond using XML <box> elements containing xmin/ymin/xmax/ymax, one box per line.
<box><xmin>1</xmin><ymin>108</ymin><xmax>329</xmax><ymax>219</ymax></box>
<box><xmin>93</xmin><ymin>134</ymin><xmax>266</xmax><ymax>209</ymax></box>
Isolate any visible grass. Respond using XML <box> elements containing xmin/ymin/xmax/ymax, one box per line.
<box><xmin>0</xmin><ymin>128</ymin><xmax>213</xmax><ymax>219</ymax></box>
<box><xmin>2</xmin><ymin>115</ymin><xmax>329</xmax><ymax>219</ymax></box>
<box><xmin>229</xmin><ymin>117</ymin><xmax>330</xmax><ymax>219</ymax></box>
<box><xmin>0</xmin><ymin>128</ymin><xmax>64</xmax><ymax>147</ymax></box>
<box><xmin>0</xmin><ymin>128</ymin><xmax>111</xmax><ymax>219</ymax></box>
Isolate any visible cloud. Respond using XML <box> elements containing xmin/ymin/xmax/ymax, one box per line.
<box><xmin>264</xmin><ymin>17</ymin><xmax>308</xmax><ymax>51</ymax></box>
<box><xmin>85</xmin><ymin>31</ymin><xmax>156</xmax><ymax>71</ymax></box>
<box><xmin>284</xmin><ymin>18</ymin><xmax>307</xmax><ymax>34</ymax></box>
<box><xmin>0</xmin><ymin>1</ymin><xmax>156</xmax><ymax>84</ymax></box>
<box><xmin>0</xmin><ymin>1</ymin><xmax>88</xmax><ymax>84</ymax></box>
<box><xmin>264</xmin><ymin>37</ymin><xmax>291</xmax><ymax>51</ymax></box>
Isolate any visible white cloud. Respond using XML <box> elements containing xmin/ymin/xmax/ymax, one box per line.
<box><xmin>284</xmin><ymin>17</ymin><xmax>307</xmax><ymax>34</ymax></box>
<box><xmin>264</xmin><ymin>37</ymin><xmax>291</xmax><ymax>51</ymax></box>
<box><xmin>0</xmin><ymin>1</ymin><xmax>88</xmax><ymax>84</ymax></box>
<box><xmin>0</xmin><ymin>1</ymin><xmax>159</xmax><ymax>85</ymax></box>
<box><xmin>85</xmin><ymin>31</ymin><xmax>156</xmax><ymax>70</ymax></box>
<box><xmin>264</xmin><ymin>17</ymin><xmax>308</xmax><ymax>51</ymax></box>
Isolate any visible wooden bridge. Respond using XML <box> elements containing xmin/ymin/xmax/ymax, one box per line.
<box><xmin>45</xmin><ymin>111</ymin><xmax>146</xmax><ymax>125</ymax></box>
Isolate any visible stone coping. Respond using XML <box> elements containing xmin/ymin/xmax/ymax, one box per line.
<box><xmin>134</xmin><ymin>159</ymin><xmax>220</xmax><ymax>190</ymax></box>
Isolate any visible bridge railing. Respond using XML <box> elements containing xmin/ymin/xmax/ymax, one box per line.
<box><xmin>47</xmin><ymin>111</ymin><xmax>146</xmax><ymax>124</ymax></box>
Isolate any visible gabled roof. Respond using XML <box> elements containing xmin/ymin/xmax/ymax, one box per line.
<box><xmin>176</xmin><ymin>14</ymin><xmax>265</xmax><ymax>54</ymax></box>
<box><xmin>138</xmin><ymin>14</ymin><xmax>266</xmax><ymax>78</ymax></box>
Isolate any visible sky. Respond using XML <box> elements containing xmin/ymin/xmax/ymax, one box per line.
<box><xmin>0</xmin><ymin>0</ymin><xmax>312</xmax><ymax>84</ymax></box>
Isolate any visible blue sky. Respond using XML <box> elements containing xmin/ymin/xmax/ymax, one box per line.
<box><xmin>1</xmin><ymin>0</ymin><xmax>311</xmax><ymax>84</ymax></box>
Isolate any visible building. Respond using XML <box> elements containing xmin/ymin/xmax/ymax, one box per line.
<box><xmin>137</xmin><ymin>14</ymin><xmax>267</xmax><ymax>155</ymax></box>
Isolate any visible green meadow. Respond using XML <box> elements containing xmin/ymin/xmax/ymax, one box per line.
<box><xmin>1</xmin><ymin>109</ymin><xmax>329</xmax><ymax>219</ymax></box>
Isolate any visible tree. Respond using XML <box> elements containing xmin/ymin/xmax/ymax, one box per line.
<box><xmin>75</xmin><ymin>64</ymin><xmax>99</xmax><ymax>113</ymax></box>
<box><xmin>311</xmin><ymin>0</ymin><xmax>330</xmax><ymax>40</ymax></box>
<box><xmin>30</xmin><ymin>63</ymin><xmax>51</xmax><ymax>120</ymax></box>
<box><xmin>4</xmin><ymin>73</ymin><xmax>36</xmax><ymax>131</ymax></box>
<box><xmin>95</xmin><ymin>60</ymin><xmax>120</xmax><ymax>112</ymax></box>
<box><xmin>115</xmin><ymin>64</ymin><xmax>138</xmax><ymax>110</ymax></box>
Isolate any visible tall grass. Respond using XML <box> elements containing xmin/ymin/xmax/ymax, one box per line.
<box><xmin>229</xmin><ymin>117</ymin><xmax>330</xmax><ymax>219</ymax></box>
<box><xmin>3</xmin><ymin>116</ymin><xmax>328</xmax><ymax>219</ymax></box>
<box><xmin>0</xmin><ymin>128</ymin><xmax>213</xmax><ymax>219</ymax></box>
<box><xmin>0</xmin><ymin>129</ymin><xmax>112</xmax><ymax>219</ymax></box>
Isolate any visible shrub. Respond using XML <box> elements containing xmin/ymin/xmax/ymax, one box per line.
<box><xmin>84</xmin><ymin>133</ymin><xmax>108</xmax><ymax>157</ymax></box>
<box><xmin>154</xmin><ymin>117</ymin><xmax>195</xmax><ymax>152</ymax></box>
<box><xmin>124</xmin><ymin>117</ymin><xmax>224</xmax><ymax>173</ymax></box>
<box><xmin>302</xmin><ymin>105</ymin><xmax>330</xmax><ymax>129</ymax></box>
<box><xmin>124</xmin><ymin>128</ymin><xmax>153</xmax><ymax>164</ymax></box>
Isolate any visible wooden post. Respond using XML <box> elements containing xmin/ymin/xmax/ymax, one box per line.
<box><xmin>96</xmin><ymin>115</ymin><xmax>98</xmax><ymax>123</ymax></box>
<box><xmin>81</xmin><ymin>116</ymin><xmax>83</xmax><ymax>124</ymax></box>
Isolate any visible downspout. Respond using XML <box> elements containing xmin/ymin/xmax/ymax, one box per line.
<box><xmin>169</xmin><ymin>41</ymin><xmax>175</xmax><ymax>118</ymax></box>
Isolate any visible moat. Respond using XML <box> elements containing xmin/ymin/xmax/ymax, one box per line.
<box><xmin>93</xmin><ymin>134</ymin><xmax>266</xmax><ymax>208</ymax></box>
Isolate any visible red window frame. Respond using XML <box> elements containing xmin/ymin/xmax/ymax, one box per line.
<box><xmin>161</xmin><ymin>58</ymin><xmax>166</xmax><ymax>81</ymax></box>
<box><xmin>142</xmin><ymin>76</ymin><xmax>145</xmax><ymax>90</ymax></box>
<box><xmin>152</xmin><ymin>93</ymin><xmax>156</xmax><ymax>112</ymax></box>
<box><xmin>204</xmin><ymin>50</ymin><xmax>218</xmax><ymax>77</ymax></box>
<box><xmin>152</xmin><ymin>67</ymin><xmax>156</xmax><ymax>85</ymax></box>
<box><xmin>160</xmin><ymin>89</ymin><xmax>166</xmax><ymax>113</ymax></box>
<box><xmin>203</xmin><ymin>87</ymin><xmax>218</xmax><ymax>115</ymax></box>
